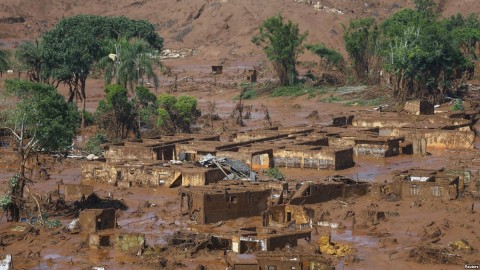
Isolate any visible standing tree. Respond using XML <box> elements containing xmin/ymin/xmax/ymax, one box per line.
<box><xmin>252</xmin><ymin>14</ymin><xmax>308</xmax><ymax>86</ymax></box>
<box><xmin>157</xmin><ymin>94</ymin><xmax>200</xmax><ymax>133</ymax></box>
<box><xmin>98</xmin><ymin>37</ymin><xmax>161</xmax><ymax>93</ymax></box>
<box><xmin>0</xmin><ymin>46</ymin><xmax>9</xmax><ymax>75</ymax></box>
<box><xmin>95</xmin><ymin>84</ymin><xmax>137</xmax><ymax>139</ymax></box>
<box><xmin>343</xmin><ymin>18</ymin><xmax>380</xmax><ymax>83</ymax></box>
<box><xmin>0</xmin><ymin>79</ymin><xmax>79</xmax><ymax>221</ymax></box>
<box><xmin>42</xmin><ymin>15</ymin><xmax>163</xmax><ymax>128</ymax></box>
<box><xmin>380</xmin><ymin>7</ymin><xmax>468</xmax><ymax>103</ymax></box>
<box><xmin>14</xmin><ymin>40</ymin><xmax>46</xmax><ymax>83</ymax></box>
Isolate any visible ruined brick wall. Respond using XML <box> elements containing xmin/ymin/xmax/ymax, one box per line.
<box><xmin>343</xmin><ymin>183</ymin><xmax>370</xmax><ymax>198</ymax></box>
<box><xmin>79</xmin><ymin>208</ymin><xmax>116</xmax><ymax>233</ymax></box>
<box><xmin>400</xmin><ymin>181</ymin><xmax>455</xmax><ymax>200</ymax></box>
<box><xmin>198</xmin><ymin>189</ymin><xmax>270</xmax><ymax>224</ymax></box>
<box><xmin>290</xmin><ymin>183</ymin><xmax>344</xmax><ymax>205</ymax></box>
<box><xmin>105</xmin><ymin>145</ymin><xmax>157</xmax><ymax>162</ymax></box>
<box><xmin>334</xmin><ymin>148</ymin><xmax>354</xmax><ymax>169</ymax></box>
<box><xmin>82</xmin><ymin>162</ymin><xmax>179</xmax><ymax>187</ymax></box>
<box><xmin>181</xmin><ymin>168</ymin><xmax>224</xmax><ymax>187</ymax></box>
<box><xmin>64</xmin><ymin>184</ymin><xmax>94</xmax><ymax>201</ymax></box>
<box><xmin>266</xmin><ymin>231</ymin><xmax>311</xmax><ymax>251</ymax></box>
<box><xmin>397</xmin><ymin>129</ymin><xmax>475</xmax><ymax>150</ymax></box>
<box><xmin>273</xmin><ymin>148</ymin><xmax>343</xmax><ymax>170</ymax></box>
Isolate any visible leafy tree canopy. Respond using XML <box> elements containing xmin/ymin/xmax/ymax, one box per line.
<box><xmin>157</xmin><ymin>94</ymin><xmax>200</xmax><ymax>133</ymax></box>
<box><xmin>252</xmin><ymin>14</ymin><xmax>308</xmax><ymax>86</ymax></box>
<box><xmin>2</xmin><ymin>79</ymin><xmax>79</xmax><ymax>152</ymax></box>
<box><xmin>96</xmin><ymin>84</ymin><xmax>136</xmax><ymax>139</ymax></box>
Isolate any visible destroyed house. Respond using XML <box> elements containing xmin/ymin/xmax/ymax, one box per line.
<box><xmin>288</xmin><ymin>177</ymin><xmax>369</xmax><ymax>205</ymax></box>
<box><xmin>180</xmin><ymin>183</ymin><xmax>271</xmax><ymax>224</ymax></box>
<box><xmin>216</xmin><ymin>227</ymin><xmax>311</xmax><ymax>254</ymax></box>
<box><xmin>265</xmin><ymin>205</ymin><xmax>314</xmax><ymax>229</ymax></box>
<box><xmin>82</xmin><ymin>161</ymin><xmax>224</xmax><ymax>188</ymax></box>
<box><xmin>394</xmin><ymin>169</ymin><xmax>460</xmax><ymax>200</ymax></box>
<box><xmin>61</xmin><ymin>184</ymin><xmax>94</xmax><ymax>201</ymax></box>
<box><xmin>226</xmin><ymin>252</ymin><xmax>334</xmax><ymax>270</ymax></box>
<box><xmin>79</xmin><ymin>208</ymin><xmax>116</xmax><ymax>234</ymax></box>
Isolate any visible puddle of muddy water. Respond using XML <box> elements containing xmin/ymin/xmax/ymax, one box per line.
<box><xmin>331</xmin><ymin>230</ymin><xmax>379</xmax><ymax>270</ymax></box>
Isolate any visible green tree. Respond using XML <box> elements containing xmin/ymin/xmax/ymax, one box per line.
<box><xmin>14</xmin><ymin>40</ymin><xmax>46</xmax><ymax>83</ymax></box>
<box><xmin>305</xmin><ymin>43</ymin><xmax>345</xmax><ymax>75</ymax></box>
<box><xmin>0</xmin><ymin>46</ymin><xmax>10</xmax><ymax>74</ymax></box>
<box><xmin>42</xmin><ymin>15</ymin><xmax>163</xmax><ymax>128</ymax></box>
<box><xmin>133</xmin><ymin>86</ymin><xmax>158</xmax><ymax>136</ymax></box>
<box><xmin>83</xmin><ymin>133</ymin><xmax>108</xmax><ymax>156</ymax></box>
<box><xmin>157</xmin><ymin>94</ymin><xmax>200</xmax><ymax>133</ymax></box>
<box><xmin>413</xmin><ymin>0</ymin><xmax>436</xmax><ymax>13</ymax></box>
<box><xmin>252</xmin><ymin>14</ymin><xmax>308</xmax><ymax>86</ymax></box>
<box><xmin>0</xmin><ymin>79</ymin><xmax>79</xmax><ymax>221</ymax></box>
<box><xmin>343</xmin><ymin>18</ymin><xmax>380</xmax><ymax>83</ymax></box>
<box><xmin>95</xmin><ymin>84</ymin><xmax>136</xmax><ymax>139</ymax></box>
<box><xmin>380</xmin><ymin>9</ymin><xmax>468</xmax><ymax>103</ymax></box>
<box><xmin>98</xmin><ymin>37</ymin><xmax>162</xmax><ymax>93</ymax></box>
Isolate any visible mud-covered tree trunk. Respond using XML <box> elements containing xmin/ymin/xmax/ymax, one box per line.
<box><xmin>80</xmin><ymin>77</ymin><xmax>87</xmax><ymax>129</ymax></box>
<box><xmin>8</xmin><ymin>148</ymin><xmax>27</xmax><ymax>222</ymax></box>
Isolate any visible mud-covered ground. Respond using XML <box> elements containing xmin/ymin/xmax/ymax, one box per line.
<box><xmin>0</xmin><ymin>59</ymin><xmax>479</xmax><ymax>270</ymax></box>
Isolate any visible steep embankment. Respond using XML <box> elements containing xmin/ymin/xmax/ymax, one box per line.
<box><xmin>0</xmin><ymin>0</ymin><xmax>479</xmax><ymax>60</ymax></box>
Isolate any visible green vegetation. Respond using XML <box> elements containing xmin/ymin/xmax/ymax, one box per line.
<box><xmin>0</xmin><ymin>46</ymin><xmax>10</xmax><ymax>73</ymax></box>
<box><xmin>451</xmin><ymin>100</ymin><xmax>465</xmax><ymax>111</ymax></box>
<box><xmin>98</xmin><ymin>37</ymin><xmax>162</xmax><ymax>93</ymax></box>
<box><xmin>37</xmin><ymin>15</ymin><xmax>163</xmax><ymax>127</ymax></box>
<box><xmin>305</xmin><ymin>43</ymin><xmax>345</xmax><ymax>71</ymax></box>
<box><xmin>1</xmin><ymin>79</ymin><xmax>79</xmax><ymax>221</ymax></box>
<box><xmin>83</xmin><ymin>133</ymin><xmax>108</xmax><ymax>156</ymax></box>
<box><xmin>320</xmin><ymin>96</ymin><xmax>343</xmax><ymax>103</ymax></box>
<box><xmin>271</xmin><ymin>85</ymin><xmax>326</xmax><ymax>98</ymax></box>
<box><xmin>234</xmin><ymin>83</ymin><xmax>257</xmax><ymax>100</ymax></box>
<box><xmin>96</xmin><ymin>84</ymin><xmax>136</xmax><ymax>139</ymax></box>
<box><xmin>134</xmin><ymin>86</ymin><xmax>159</xmax><ymax>133</ymax></box>
<box><xmin>343</xmin><ymin>18</ymin><xmax>380</xmax><ymax>83</ymax></box>
<box><xmin>252</xmin><ymin>14</ymin><xmax>308</xmax><ymax>86</ymax></box>
<box><xmin>265</xmin><ymin>168</ymin><xmax>285</xmax><ymax>180</ymax></box>
<box><xmin>14</xmin><ymin>40</ymin><xmax>44</xmax><ymax>82</ymax></box>
<box><xmin>157</xmin><ymin>94</ymin><xmax>200</xmax><ymax>133</ymax></box>
<box><xmin>380</xmin><ymin>6</ymin><xmax>472</xmax><ymax>103</ymax></box>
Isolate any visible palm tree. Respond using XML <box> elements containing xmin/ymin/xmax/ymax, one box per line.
<box><xmin>0</xmin><ymin>44</ymin><xmax>10</xmax><ymax>75</ymax></box>
<box><xmin>98</xmin><ymin>37</ymin><xmax>162</xmax><ymax>93</ymax></box>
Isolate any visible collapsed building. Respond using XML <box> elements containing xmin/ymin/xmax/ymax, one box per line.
<box><xmin>287</xmin><ymin>176</ymin><xmax>370</xmax><ymax>205</ymax></box>
<box><xmin>180</xmin><ymin>182</ymin><xmax>272</xmax><ymax>224</ymax></box>
<box><xmin>216</xmin><ymin>227</ymin><xmax>312</xmax><ymax>254</ymax></box>
<box><xmin>371</xmin><ymin>168</ymin><xmax>461</xmax><ymax>200</ymax></box>
<box><xmin>226</xmin><ymin>252</ymin><xmax>335</xmax><ymax>270</ymax></box>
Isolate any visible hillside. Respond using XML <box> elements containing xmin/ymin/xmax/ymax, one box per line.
<box><xmin>1</xmin><ymin>0</ymin><xmax>480</xmax><ymax>61</ymax></box>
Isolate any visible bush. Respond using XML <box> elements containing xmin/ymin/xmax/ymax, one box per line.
<box><xmin>83</xmin><ymin>111</ymin><xmax>95</xmax><ymax>126</ymax></box>
<box><xmin>234</xmin><ymin>83</ymin><xmax>257</xmax><ymax>100</ymax></box>
<box><xmin>451</xmin><ymin>100</ymin><xmax>464</xmax><ymax>111</ymax></box>
<box><xmin>265</xmin><ymin>168</ymin><xmax>284</xmax><ymax>180</ymax></box>
<box><xmin>83</xmin><ymin>133</ymin><xmax>107</xmax><ymax>156</ymax></box>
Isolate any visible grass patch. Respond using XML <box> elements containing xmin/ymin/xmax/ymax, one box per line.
<box><xmin>233</xmin><ymin>83</ymin><xmax>258</xmax><ymax>100</ymax></box>
<box><xmin>271</xmin><ymin>85</ymin><xmax>327</xmax><ymax>98</ymax></box>
<box><xmin>320</xmin><ymin>95</ymin><xmax>343</xmax><ymax>103</ymax></box>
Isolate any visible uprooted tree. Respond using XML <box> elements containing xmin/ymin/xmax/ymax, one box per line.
<box><xmin>0</xmin><ymin>79</ymin><xmax>79</xmax><ymax>222</ymax></box>
<box><xmin>252</xmin><ymin>14</ymin><xmax>308</xmax><ymax>86</ymax></box>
